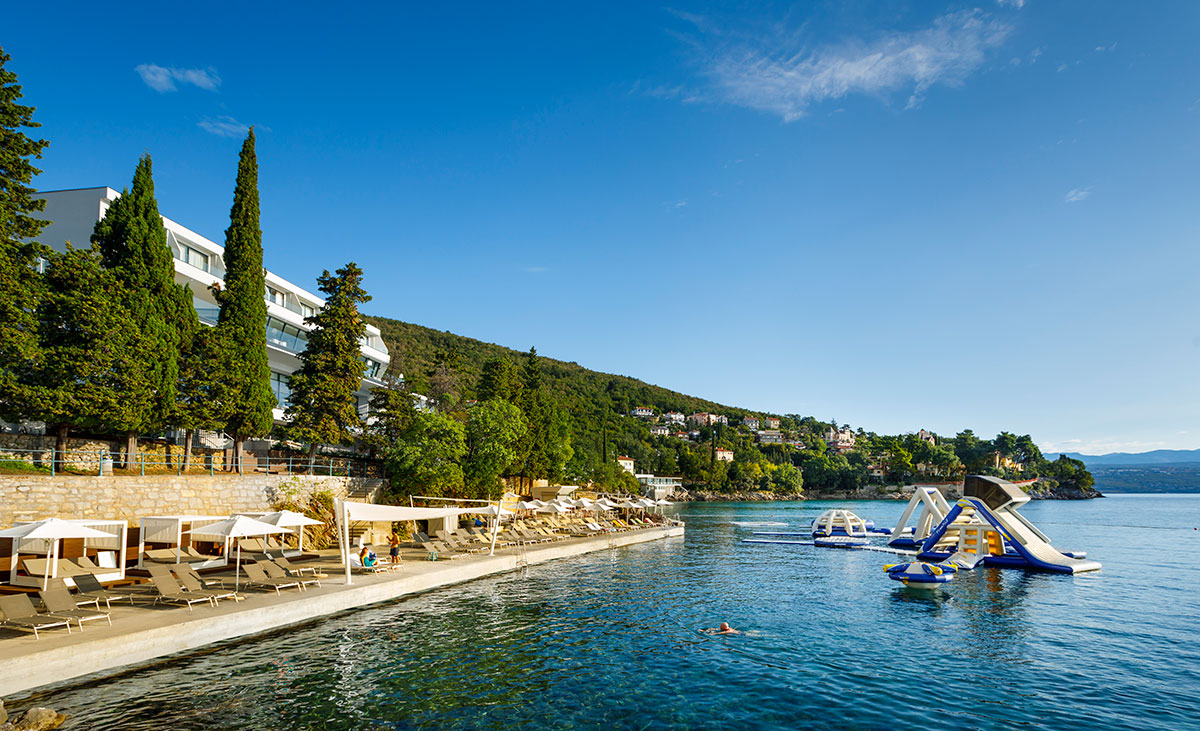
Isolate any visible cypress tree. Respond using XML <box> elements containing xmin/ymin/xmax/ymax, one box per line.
<box><xmin>286</xmin><ymin>262</ymin><xmax>371</xmax><ymax>467</ymax></box>
<box><xmin>91</xmin><ymin>155</ymin><xmax>182</xmax><ymax>465</ymax></box>
<box><xmin>0</xmin><ymin>46</ymin><xmax>50</xmax><ymax>423</ymax></box>
<box><xmin>216</xmin><ymin>128</ymin><xmax>274</xmax><ymax>470</ymax></box>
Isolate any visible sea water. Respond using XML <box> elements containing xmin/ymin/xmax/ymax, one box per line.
<box><xmin>13</xmin><ymin>494</ymin><xmax>1200</xmax><ymax>730</ymax></box>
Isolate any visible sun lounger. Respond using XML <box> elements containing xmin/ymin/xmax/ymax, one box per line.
<box><xmin>174</xmin><ymin>565</ymin><xmax>238</xmax><ymax>594</ymax></box>
<box><xmin>420</xmin><ymin>541</ymin><xmax>464</xmax><ymax>560</ymax></box>
<box><xmin>0</xmin><ymin>594</ymin><xmax>75</xmax><ymax>638</ymax></box>
<box><xmin>241</xmin><ymin>563</ymin><xmax>302</xmax><ymax>594</ymax></box>
<box><xmin>349</xmin><ymin>555</ymin><xmax>389</xmax><ymax>572</ymax></box>
<box><xmin>69</xmin><ymin>556</ymin><xmax>113</xmax><ymax>575</ymax></box>
<box><xmin>38</xmin><ymin>587</ymin><xmax>111</xmax><ymax>630</ymax></box>
<box><xmin>272</xmin><ymin>555</ymin><xmax>325</xmax><ymax>577</ymax></box>
<box><xmin>71</xmin><ymin>573</ymin><xmax>137</xmax><ymax>608</ymax></box>
<box><xmin>170</xmin><ymin>567</ymin><xmax>242</xmax><ymax>604</ymax></box>
<box><xmin>148</xmin><ymin>573</ymin><xmax>215</xmax><ymax>610</ymax></box>
<box><xmin>260</xmin><ymin>560</ymin><xmax>321</xmax><ymax>590</ymax></box>
<box><xmin>238</xmin><ymin>538</ymin><xmax>264</xmax><ymax>553</ymax></box>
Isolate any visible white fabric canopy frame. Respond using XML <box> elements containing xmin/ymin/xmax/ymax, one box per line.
<box><xmin>334</xmin><ymin>500</ymin><xmax>497</xmax><ymax>584</ymax></box>
<box><xmin>0</xmin><ymin>519</ymin><xmax>115</xmax><ymax>590</ymax></box>
<box><xmin>187</xmin><ymin>516</ymin><xmax>293</xmax><ymax>591</ymax></box>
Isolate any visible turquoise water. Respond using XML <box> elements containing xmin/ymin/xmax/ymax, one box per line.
<box><xmin>15</xmin><ymin>495</ymin><xmax>1200</xmax><ymax>730</ymax></box>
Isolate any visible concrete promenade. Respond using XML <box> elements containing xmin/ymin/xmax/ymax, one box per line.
<box><xmin>0</xmin><ymin>524</ymin><xmax>684</xmax><ymax>698</ymax></box>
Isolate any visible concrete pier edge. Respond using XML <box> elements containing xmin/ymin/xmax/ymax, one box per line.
<box><xmin>1</xmin><ymin>525</ymin><xmax>683</xmax><ymax>698</ymax></box>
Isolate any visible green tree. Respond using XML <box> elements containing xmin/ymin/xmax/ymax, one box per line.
<box><xmin>514</xmin><ymin>347</ymin><xmax>573</xmax><ymax>484</ymax></box>
<box><xmin>384</xmin><ymin>410</ymin><xmax>466</xmax><ymax>498</ymax></box>
<box><xmin>31</xmin><ymin>246</ymin><xmax>148</xmax><ymax>467</ymax></box>
<box><xmin>477</xmin><ymin>356</ymin><xmax>521</xmax><ymax>403</ymax></box>
<box><xmin>464</xmin><ymin>399</ymin><xmax>528</xmax><ymax>497</ymax></box>
<box><xmin>176</xmin><ymin>326</ymin><xmax>230</xmax><ymax>471</ymax></box>
<box><xmin>90</xmin><ymin>154</ymin><xmax>185</xmax><ymax>465</ymax></box>
<box><xmin>286</xmin><ymin>262</ymin><xmax>370</xmax><ymax>466</ymax></box>
<box><xmin>216</xmin><ymin>129</ymin><xmax>275</xmax><ymax>469</ymax></box>
<box><xmin>363</xmin><ymin>374</ymin><xmax>417</xmax><ymax>458</ymax></box>
<box><xmin>0</xmin><ymin>46</ymin><xmax>50</xmax><ymax>423</ymax></box>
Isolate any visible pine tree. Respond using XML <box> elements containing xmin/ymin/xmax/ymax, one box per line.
<box><xmin>477</xmin><ymin>356</ymin><xmax>521</xmax><ymax>403</ymax></box>
<box><xmin>0</xmin><ymin>46</ymin><xmax>50</xmax><ymax>423</ymax></box>
<box><xmin>216</xmin><ymin>128</ymin><xmax>275</xmax><ymax>470</ymax></box>
<box><xmin>176</xmin><ymin>326</ymin><xmax>230</xmax><ymax>471</ymax></box>
<box><xmin>515</xmin><ymin>347</ymin><xmax>573</xmax><ymax>484</ymax></box>
<box><xmin>32</xmin><ymin>246</ymin><xmax>149</xmax><ymax>468</ymax></box>
<box><xmin>90</xmin><ymin>155</ymin><xmax>183</xmax><ymax>465</ymax></box>
<box><xmin>286</xmin><ymin>262</ymin><xmax>371</xmax><ymax>467</ymax></box>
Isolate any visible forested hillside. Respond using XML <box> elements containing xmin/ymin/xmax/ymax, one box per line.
<box><xmin>365</xmin><ymin>315</ymin><xmax>1095</xmax><ymax>496</ymax></box>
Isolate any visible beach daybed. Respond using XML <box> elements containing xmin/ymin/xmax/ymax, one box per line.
<box><xmin>0</xmin><ymin>594</ymin><xmax>74</xmax><ymax>638</ymax></box>
<box><xmin>138</xmin><ymin>516</ymin><xmax>229</xmax><ymax>570</ymax></box>
<box><xmin>2</xmin><ymin>519</ymin><xmax>128</xmax><ymax>589</ymax></box>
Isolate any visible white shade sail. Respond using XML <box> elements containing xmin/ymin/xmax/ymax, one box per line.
<box><xmin>0</xmin><ymin>518</ymin><xmax>113</xmax><ymax>541</ymax></box>
<box><xmin>256</xmin><ymin>510</ymin><xmax>324</xmax><ymax>528</ymax></box>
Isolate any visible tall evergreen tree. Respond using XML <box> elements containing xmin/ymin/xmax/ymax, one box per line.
<box><xmin>286</xmin><ymin>262</ymin><xmax>371</xmax><ymax>466</ymax></box>
<box><xmin>514</xmin><ymin>347</ymin><xmax>573</xmax><ymax>484</ymax></box>
<box><xmin>0</xmin><ymin>46</ymin><xmax>50</xmax><ymax>422</ymax></box>
<box><xmin>32</xmin><ymin>246</ymin><xmax>148</xmax><ymax>468</ymax></box>
<box><xmin>90</xmin><ymin>155</ymin><xmax>183</xmax><ymax>464</ymax></box>
<box><xmin>176</xmin><ymin>326</ymin><xmax>230</xmax><ymax>471</ymax></box>
<box><xmin>477</xmin><ymin>356</ymin><xmax>521</xmax><ymax>403</ymax></box>
<box><xmin>216</xmin><ymin>128</ymin><xmax>275</xmax><ymax>470</ymax></box>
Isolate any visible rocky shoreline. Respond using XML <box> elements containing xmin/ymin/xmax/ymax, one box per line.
<box><xmin>672</xmin><ymin>481</ymin><xmax>1103</xmax><ymax>502</ymax></box>
<box><xmin>0</xmin><ymin>700</ymin><xmax>67</xmax><ymax>731</ymax></box>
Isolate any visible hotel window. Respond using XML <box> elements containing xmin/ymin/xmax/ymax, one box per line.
<box><xmin>361</xmin><ymin>357</ymin><xmax>381</xmax><ymax>379</ymax></box>
<box><xmin>300</xmin><ymin>303</ymin><xmax>315</xmax><ymax>318</ymax></box>
<box><xmin>270</xmin><ymin>372</ymin><xmax>291</xmax><ymax>408</ymax></box>
<box><xmin>183</xmin><ymin>246</ymin><xmax>210</xmax><ymax>272</ymax></box>
<box><xmin>265</xmin><ymin>317</ymin><xmax>308</xmax><ymax>352</ymax></box>
<box><xmin>266</xmin><ymin>287</ymin><xmax>286</xmax><ymax>307</ymax></box>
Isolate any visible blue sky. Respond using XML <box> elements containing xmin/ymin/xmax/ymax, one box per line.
<box><xmin>7</xmin><ymin>1</ymin><xmax>1199</xmax><ymax>454</ymax></box>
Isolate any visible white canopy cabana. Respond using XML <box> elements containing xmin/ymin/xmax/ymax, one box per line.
<box><xmin>188</xmin><ymin>516</ymin><xmax>293</xmax><ymax>591</ymax></box>
<box><xmin>255</xmin><ymin>510</ymin><xmax>324</xmax><ymax>557</ymax></box>
<box><xmin>334</xmin><ymin>500</ymin><xmax>500</xmax><ymax>584</ymax></box>
<box><xmin>0</xmin><ymin>519</ymin><xmax>117</xmax><ymax>589</ymax></box>
<box><xmin>138</xmin><ymin>515</ymin><xmax>229</xmax><ymax>570</ymax></box>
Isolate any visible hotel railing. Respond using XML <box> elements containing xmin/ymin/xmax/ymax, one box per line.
<box><xmin>0</xmin><ymin>447</ymin><xmax>385</xmax><ymax>479</ymax></box>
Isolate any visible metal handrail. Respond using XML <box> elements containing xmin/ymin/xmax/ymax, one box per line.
<box><xmin>0</xmin><ymin>447</ymin><xmax>384</xmax><ymax>478</ymax></box>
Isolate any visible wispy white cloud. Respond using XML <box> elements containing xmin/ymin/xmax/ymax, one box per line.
<box><xmin>996</xmin><ymin>0</ymin><xmax>1025</xmax><ymax>8</ymax></box>
<box><xmin>690</xmin><ymin>10</ymin><xmax>1012</xmax><ymax>121</ymax></box>
<box><xmin>136</xmin><ymin>64</ymin><xmax>220</xmax><ymax>92</ymax></box>
<box><xmin>1094</xmin><ymin>42</ymin><xmax>1118</xmax><ymax>52</ymax></box>
<box><xmin>197</xmin><ymin>115</ymin><xmax>250</xmax><ymax>138</ymax></box>
<box><xmin>1056</xmin><ymin>63</ymin><xmax>1069</xmax><ymax>72</ymax></box>
<box><xmin>1064</xmin><ymin>187</ymin><xmax>1092</xmax><ymax>203</ymax></box>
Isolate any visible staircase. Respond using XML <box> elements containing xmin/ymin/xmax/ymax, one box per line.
<box><xmin>930</xmin><ymin>504</ymin><xmax>979</xmax><ymax>553</ymax></box>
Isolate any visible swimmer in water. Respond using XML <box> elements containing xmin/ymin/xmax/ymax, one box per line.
<box><xmin>704</xmin><ymin>622</ymin><xmax>741</xmax><ymax>635</ymax></box>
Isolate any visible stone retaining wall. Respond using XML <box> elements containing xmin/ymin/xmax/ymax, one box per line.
<box><xmin>0</xmin><ymin>474</ymin><xmax>386</xmax><ymax>526</ymax></box>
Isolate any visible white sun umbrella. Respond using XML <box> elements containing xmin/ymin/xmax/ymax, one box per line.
<box><xmin>529</xmin><ymin>499</ymin><xmax>548</xmax><ymax>508</ymax></box>
<box><xmin>655</xmin><ymin>498</ymin><xmax>673</xmax><ymax>506</ymax></box>
<box><xmin>536</xmin><ymin>503</ymin><xmax>569</xmax><ymax>514</ymax></box>
<box><xmin>187</xmin><ymin>516</ymin><xmax>292</xmax><ymax>590</ymax></box>
<box><xmin>596</xmin><ymin>498</ymin><xmax>618</xmax><ymax>509</ymax></box>
<box><xmin>574</xmin><ymin>498</ymin><xmax>596</xmax><ymax>510</ymax></box>
<box><xmin>638</xmin><ymin>498</ymin><xmax>657</xmax><ymax>509</ymax></box>
<box><xmin>0</xmin><ymin>519</ymin><xmax>114</xmax><ymax>590</ymax></box>
<box><xmin>256</xmin><ymin>510</ymin><xmax>323</xmax><ymax>554</ymax></box>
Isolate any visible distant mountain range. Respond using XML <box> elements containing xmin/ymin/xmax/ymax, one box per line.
<box><xmin>1048</xmin><ymin>448</ymin><xmax>1200</xmax><ymax>466</ymax></box>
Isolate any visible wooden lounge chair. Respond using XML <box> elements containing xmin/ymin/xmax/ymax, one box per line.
<box><xmin>170</xmin><ymin>567</ymin><xmax>243</xmax><ymax>604</ymax></box>
<box><xmin>260</xmin><ymin>560</ymin><xmax>321</xmax><ymax>590</ymax></box>
<box><xmin>39</xmin><ymin>587</ymin><xmax>111</xmax><ymax>630</ymax></box>
<box><xmin>242</xmin><ymin>563</ymin><xmax>302</xmax><ymax>594</ymax></box>
<box><xmin>72</xmin><ymin>573</ymin><xmax>137</xmax><ymax>608</ymax></box>
<box><xmin>0</xmin><ymin>594</ymin><xmax>75</xmax><ymax>638</ymax></box>
<box><xmin>175</xmin><ymin>565</ymin><xmax>238</xmax><ymax>594</ymax></box>
<box><xmin>148</xmin><ymin>573</ymin><xmax>215</xmax><ymax>610</ymax></box>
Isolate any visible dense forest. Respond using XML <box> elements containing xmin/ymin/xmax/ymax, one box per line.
<box><xmin>365</xmin><ymin>316</ymin><xmax>1096</xmax><ymax>496</ymax></box>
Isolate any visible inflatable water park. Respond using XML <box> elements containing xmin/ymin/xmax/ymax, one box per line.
<box><xmin>741</xmin><ymin>475</ymin><xmax>1100</xmax><ymax>588</ymax></box>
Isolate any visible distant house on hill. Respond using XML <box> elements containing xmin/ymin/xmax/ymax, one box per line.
<box><xmin>616</xmin><ymin>456</ymin><xmax>636</xmax><ymax>474</ymax></box>
<box><xmin>757</xmin><ymin>430</ymin><xmax>783</xmax><ymax>445</ymax></box>
<box><xmin>631</xmin><ymin>406</ymin><xmax>654</xmax><ymax>418</ymax></box>
<box><xmin>764</xmin><ymin>416</ymin><xmax>780</xmax><ymax>429</ymax></box>
<box><xmin>650</xmin><ymin>424</ymin><xmax>669</xmax><ymax>436</ymax></box>
<box><xmin>636</xmin><ymin>474</ymin><xmax>683</xmax><ymax>500</ymax></box>
<box><xmin>689</xmin><ymin>412</ymin><xmax>714</xmax><ymax>426</ymax></box>
<box><xmin>917</xmin><ymin>429</ymin><xmax>936</xmax><ymax>445</ymax></box>
<box><xmin>715</xmin><ymin>448</ymin><xmax>734</xmax><ymax>462</ymax></box>
<box><xmin>663</xmin><ymin>411</ymin><xmax>685</xmax><ymax>424</ymax></box>
<box><xmin>743</xmin><ymin>416</ymin><xmax>761</xmax><ymax>430</ymax></box>
<box><xmin>825</xmin><ymin>426</ymin><xmax>856</xmax><ymax>453</ymax></box>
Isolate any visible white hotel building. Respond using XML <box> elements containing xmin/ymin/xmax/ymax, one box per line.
<box><xmin>33</xmin><ymin>187</ymin><xmax>391</xmax><ymax>425</ymax></box>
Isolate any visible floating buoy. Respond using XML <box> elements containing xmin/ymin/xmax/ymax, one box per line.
<box><xmin>884</xmin><ymin>561</ymin><xmax>956</xmax><ymax>588</ymax></box>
